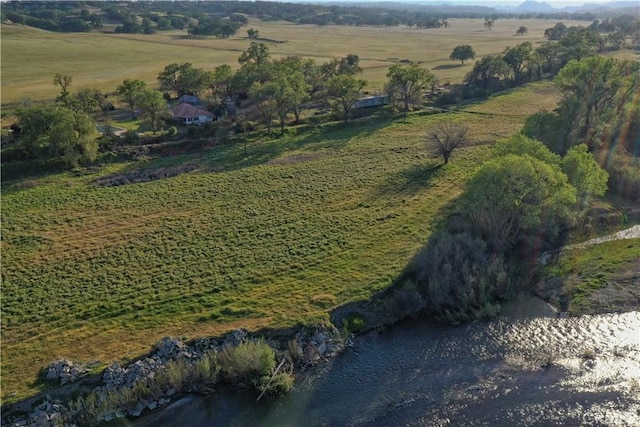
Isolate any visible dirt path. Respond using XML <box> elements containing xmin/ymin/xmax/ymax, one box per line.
<box><xmin>565</xmin><ymin>224</ymin><xmax>640</xmax><ymax>250</ymax></box>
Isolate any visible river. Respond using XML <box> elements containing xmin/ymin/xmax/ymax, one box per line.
<box><xmin>128</xmin><ymin>295</ymin><xmax>640</xmax><ymax>426</ymax></box>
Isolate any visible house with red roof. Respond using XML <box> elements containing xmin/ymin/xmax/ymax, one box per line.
<box><xmin>171</xmin><ymin>103</ymin><xmax>213</xmax><ymax>125</ymax></box>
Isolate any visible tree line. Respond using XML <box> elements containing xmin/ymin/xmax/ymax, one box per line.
<box><xmin>5</xmin><ymin>0</ymin><xmax>633</xmax><ymax>35</ymax></box>
<box><xmin>438</xmin><ymin>20</ymin><xmax>639</xmax><ymax>105</ymax></box>
<box><xmin>6</xmin><ymin>20</ymin><xmax>638</xmax><ymax>178</ymax></box>
<box><xmin>402</xmin><ymin>37</ymin><xmax>638</xmax><ymax>322</ymax></box>
<box><xmin>2</xmin><ymin>3</ymin><xmax>103</xmax><ymax>33</ymax></box>
<box><xmin>408</xmin><ymin>54</ymin><xmax>637</xmax><ymax>320</ymax></box>
<box><xmin>406</xmin><ymin>133</ymin><xmax>609</xmax><ymax>322</ymax></box>
<box><xmin>6</xmin><ymin>41</ymin><xmax>438</xmax><ymax>167</ymax></box>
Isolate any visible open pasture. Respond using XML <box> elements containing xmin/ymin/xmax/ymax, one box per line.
<box><xmin>0</xmin><ymin>18</ymin><xmax>589</xmax><ymax>104</ymax></box>
<box><xmin>2</xmin><ymin>82</ymin><xmax>562</xmax><ymax>401</ymax></box>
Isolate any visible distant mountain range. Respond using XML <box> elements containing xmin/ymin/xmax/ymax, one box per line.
<box><xmin>322</xmin><ymin>1</ymin><xmax>639</xmax><ymax>14</ymax></box>
<box><xmin>514</xmin><ymin>1</ymin><xmax>555</xmax><ymax>12</ymax></box>
<box><xmin>499</xmin><ymin>0</ymin><xmax>638</xmax><ymax>12</ymax></box>
<box><xmin>557</xmin><ymin>1</ymin><xmax>639</xmax><ymax>12</ymax></box>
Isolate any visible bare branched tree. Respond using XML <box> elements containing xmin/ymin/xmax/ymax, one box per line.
<box><xmin>427</xmin><ymin>123</ymin><xmax>468</xmax><ymax>164</ymax></box>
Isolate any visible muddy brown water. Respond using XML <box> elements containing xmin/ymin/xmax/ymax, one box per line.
<box><xmin>128</xmin><ymin>296</ymin><xmax>640</xmax><ymax>427</ymax></box>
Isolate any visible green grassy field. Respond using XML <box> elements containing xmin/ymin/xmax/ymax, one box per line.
<box><xmin>4</xmin><ymin>14</ymin><xmax>637</xmax><ymax>403</ymax></box>
<box><xmin>546</xmin><ymin>238</ymin><xmax>640</xmax><ymax>315</ymax></box>
<box><xmin>0</xmin><ymin>17</ymin><xmax>591</xmax><ymax>104</ymax></box>
<box><xmin>1</xmin><ymin>81</ymin><xmax>561</xmax><ymax>402</ymax></box>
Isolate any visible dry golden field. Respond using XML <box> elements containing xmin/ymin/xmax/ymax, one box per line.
<box><xmin>1</xmin><ymin>17</ymin><xmax>590</xmax><ymax>104</ymax></box>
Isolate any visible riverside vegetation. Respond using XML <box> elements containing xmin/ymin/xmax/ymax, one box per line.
<box><xmin>1</xmin><ymin>3</ymin><xmax>639</xmax><ymax>424</ymax></box>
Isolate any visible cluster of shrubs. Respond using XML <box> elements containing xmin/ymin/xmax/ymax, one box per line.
<box><xmin>404</xmin><ymin>231</ymin><xmax>510</xmax><ymax>323</ymax></box>
<box><xmin>73</xmin><ymin>339</ymin><xmax>293</xmax><ymax>426</ymax></box>
<box><xmin>392</xmin><ymin>135</ymin><xmax>608</xmax><ymax>323</ymax></box>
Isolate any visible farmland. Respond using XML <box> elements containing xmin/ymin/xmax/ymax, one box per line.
<box><xmin>2</xmin><ymin>14</ymin><xmax>637</xmax><ymax>404</ymax></box>
<box><xmin>0</xmin><ymin>18</ymin><xmax>591</xmax><ymax>104</ymax></box>
<box><xmin>2</xmin><ymin>80</ymin><xmax>563</xmax><ymax>401</ymax></box>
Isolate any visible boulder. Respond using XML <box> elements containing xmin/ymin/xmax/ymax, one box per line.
<box><xmin>224</xmin><ymin>329</ymin><xmax>248</xmax><ymax>347</ymax></box>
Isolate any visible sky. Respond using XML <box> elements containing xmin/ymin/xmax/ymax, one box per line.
<box><xmin>316</xmin><ymin>0</ymin><xmax>635</xmax><ymax>8</ymax></box>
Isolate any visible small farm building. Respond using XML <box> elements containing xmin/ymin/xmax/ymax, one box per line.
<box><xmin>353</xmin><ymin>94</ymin><xmax>390</xmax><ymax>109</ymax></box>
<box><xmin>172</xmin><ymin>103</ymin><xmax>213</xmax><ymax>125</ymax></box>
<box><xmin>176</xmin><ymin>95</ymin><xmax>201</xmax><ymax>105</ymax></box>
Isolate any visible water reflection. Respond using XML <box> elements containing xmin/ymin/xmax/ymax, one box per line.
<box><xmin>133</xmin><ymin>298</ymin><xmax>639</xmax><ymax>427</ymax></box>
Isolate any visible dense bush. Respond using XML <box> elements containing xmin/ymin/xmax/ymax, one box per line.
<box><xmin>342</xmin><ymin>313</ymin><xmax>367</xmax><ymax>332</ymax></box>
<box><xmin>382</xmin><ymin>285</ymin><xmax>425</xmax><ymax>321</ymax></box>
<box><xmin>521</xmin><ymin>57</ymin><xmax>638</xmax><ymax>203</ymax></box>
<box><xmin>606</xmin><ymin>153</ymin><xmax>640</xmax><ymax>202</ymax></box>
<box><xmin>562</xmin><ymin>144</ymin><xmax>609</xmax><ymax>204</ymax></box>
<box><xmin>258</xmin><ymin>371</ymin><xmax>294</xmax><ymax>396</ymax></box>
<box><xmin>406</xmin><ymin>232</ymin><xmax>510</xmax><ymax>321</ymax></box>
<box><xmin>398</xmin><ymin>136</ymin><xmax>609</xmax><ymax>322</ymax></box>
<box><xmin>217</xmin><ymin>339</ymin><xmax>276</xmax><ymax>389</ymax></box>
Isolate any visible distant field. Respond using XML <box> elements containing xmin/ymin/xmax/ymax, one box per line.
<box><xmin>0</xmin><ymin>18</ymin><xmax>591</xmax><ymax>104</ymax></box>
<box><xmin>0</xmin><ymin>81</ymin><xmax>564</xmax><ymax>401</ymax></box>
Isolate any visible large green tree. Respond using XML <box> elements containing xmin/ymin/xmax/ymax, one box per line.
<box><xmin>338</xmin><ymin>54</ymin><xmax>362</xmax><ymax>75</ymax></box>
<box><xmin>385</xmin><ymin>63</ymin><xmax>434</xmax><ymax>112</ymax></box>
<box><xmin>503</xmin><ymin>42</ymin><xmax>533</xmax><ymax>82</ymax></box>
<box><xmin>464</xmin><ymin>55</ymin><xmax>510</xmax><ymax>87</ymax></box>
<box><xmin>318</xmin><ymin>54</ymin><xmax>363</xmax><ymax>82</ymax></box>
<box><xmin>449</xmin><ymin>45</ymin><xmax>475</xmax><ymax>64</ymax></box>
<box><xmin>324</xmin><ymin>74</ymin><xmax>367</xmax><ymax>123</ymax></box>
<box><xmin>483</xmin><ymin>17</ymin><xmax>495</xmax><ymax>31</ymax></box>
<box><xmin>248</xmin><ymin>82</ymin><xmax>276</xmax><ymax>133</ymax></box>
<box><xmin>494</xmin><ymin>134</ymin><xmax>561</xmax><ymax>166</ymax></box>
<box><xmin>135</xmin><ymin>89</ymin><xmax>168</xmax><ymax>134</ymax></box>
<box><xmin>48</xmin><ymin>108</ymin><xmax>98</xmax><ymax>166</ymax></box>
<box><xmin>116</xmin><ymin>79</ymin><xmax>147</xmax><ymax>118</ymax></box>
<box><xmin>205</xmin><ymin>64</ymin><xmax>235</xmax><ymax>102</ymax></box>
<box><xmin>274</xmin><ymin>56</ymin><xmax>319</xmax><ymax>101</ymax></box>
<box><xmin>535</xmin><ymin>42</ymin><xmax>566</xmax><ymax>75</ymax></box>
<box><xmin>562</xmin><ymin>144</ymin><xmax>609</xmax><ymax>204</ymax></box>
<box><xmin>234</xmin><ymin>43</ymin><xmax>273</xmax><ymax>93</ymax></box>
<box><xmin>555</xmin><ymin>57</ymin><xmax>640</xmax><ymax>152</ymax></box>
<box><xmin>461</xmin><ymin>154</ymin><xmax>577</xmax><ymax>251</ymax></box>
<box><xmin>53</xmin><ymin>73</ymin><xmax>73</xmax><ymax>105</ymax></box>
<box><xmin>249</xmin><ymin>67</ymin><xmax>310</xmax><ymax>134</ymax></box>
<box><xmin>69</xmin><ymin>87</ymin><xmax>100</xmax><ymax>115</ymax></box>
<box><xmin>559</xmin><ymin>28</ymin><xmax>598</xmax><ymax>62</ymax></box>
<box><xmin>238</xmin><ymin>42</ymin><xmax>271</xmax><ymax>67</ymax></box>
<box><xmin>157</xmin><ymin>63</ymin><xmax>207</xmax><ymax>98</ymax></box>
<box><xmin>16</xmin><ymin>105</ymin><xmax>98</xmax><ymax>166</ymax></box>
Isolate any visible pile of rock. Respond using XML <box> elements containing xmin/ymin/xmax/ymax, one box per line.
<box><xmin>102</xmin><ymin>337</ymin><xmax>203</xmax><ymax>391</ymax></box>
<box><xmin>7</xmin><ymin>327</ymin><xmax>348</xmax><ymax>427</ymax></box>
<box><xmin>102</xmin><ymin>358</ymin><xmax>164</xmax><ymax>391</ymax></box>
<box><xmin>44</xmin><ymin>359</ymin><xmax>88</xmax><ymax>386</ymax></box>
<box><xmin>222</xmin><ymin>329</ymin><xmax>248</xmax><ymax>347</ymax></box>
<box><xmin>8</xmin><ymin>396</ymin><xmax>71</xmax><ymax>427</ymax></box>
<box><xmin>294</xmin><ymin>324</ymin><xmax>346</xmax><ymax>367</ymax></box>
<box><xmin>191</xmin><ymin>336</ymin><xmax>221</xmax><ymax>355</ymax></box>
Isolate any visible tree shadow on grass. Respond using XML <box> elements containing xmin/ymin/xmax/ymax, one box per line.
<box><xmin>432</xmin><ymin>64</ymin><xmax>464</xmax><ymax>70</ymax></box>
<box><xmin>1</xmin><ymin>117</ymin><xmax>393</xmax><ymax>189</ymax></box>
<box><xmin>202</xmin><ymin>116</ymin><xmax>394</xmax><ymax>174</ymax></box>
<box><xmin>372</xmin><ymin>163</ymin><xmax>443</xmax><ymax>199</ymax></box>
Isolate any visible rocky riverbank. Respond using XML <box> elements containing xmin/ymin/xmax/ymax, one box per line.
<box><xmin>2</xmin><ymin>324</ymin><xmax>346</xmax><ymax>427</ymax></box>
